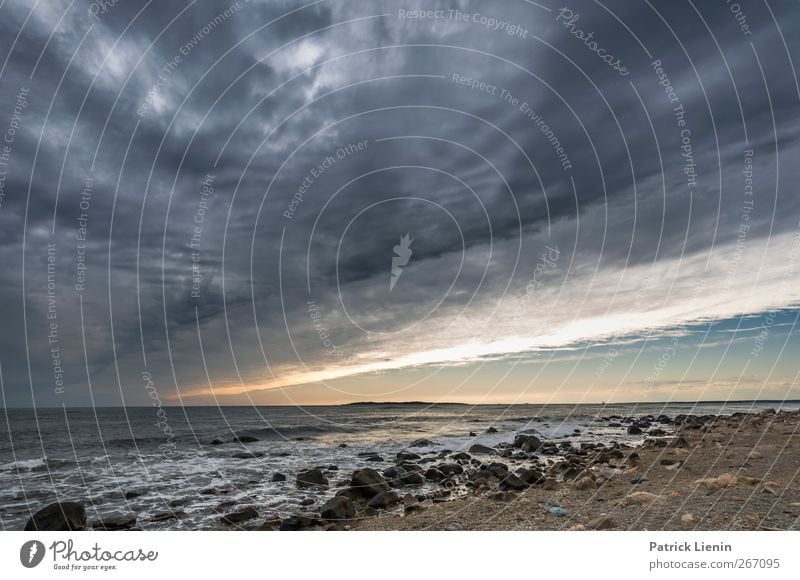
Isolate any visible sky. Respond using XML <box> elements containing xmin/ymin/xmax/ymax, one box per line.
<box><xmin>0</xmin><ymin>0</ymin><xmax>798</xmax><ymax>407</ymax></box>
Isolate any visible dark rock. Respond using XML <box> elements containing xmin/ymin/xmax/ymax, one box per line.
<box><xmin>627</xmin><ymin>425</ymin><xmax>642</xmax><ymax>435</ymax></box>
<box><xmin>221</xmin><ymin>507</ymin><xmax>258</xmax><ymax>525</ymax></box>
<box><xmin>468</xmin><ymin>444</ymin><xmax>495</xmax><ymax>455</ymax></box>
<box><xmin>499</xmin><ymin>473</ymin><xmax>529</xmax><ymax>491</ymax></box>
<box><xmin>150</xmin><ymin>510</ymin><xmax>186</xmax><ymax>522</ymax></box>
<box><xmin>450</xmin><ymin>452</ymin><xmax>471</xmax><ymax>461</ymax></box>
<box><xmin>397</xmin><ymin>451</ymin><xmax>421</xmax><ymax>461</ymax></box>
<box><xmin>437</xmin><ymin>463</ymin><xmax>464</xmax><ymax>476</ymax></box>
<box><xmin>299</xmin><ymin>498</ymin><xmax>315</xmax><ymax>507</ymax></box>
<box><xmin>487</xmin><ymin>462</ymin><xmax>509</xmax><ymax>478</ymax></box>
<box><xmin>233</xmin><ymin>435</ymin><xmax>259</xmax><ymax>443</ymax></box>
<box><xmin>630</xmin><ymin>475</ymin><xmax>647</xmax><ymax>484</ymax></box>
<box><xmin>518</xmin><ymin>468</ymin><xmax>544</xmax><ymax>485</ymax></box>
<box><xmin>338</xmin><ymin>443</ymin><xmax>348</xmax><ymax>448</ymax></box>
<box><xmin>383</xmin><ymin>466</ymin><xmax>407</xmax><ymax>484</ymax></box>
<box><xmin>409</xmin><ymin>438</ymin><xmax>435</xmax><ymax>447</ymax></box>
<box><xmin>320</xmin><ymin>496</ymin><xmax>355</xmax><ymax>521</ymax></box>
<box><xmin>256</xmin><ymin>515</ymin><xmax>282</xmax><ymax>530</ymax></box>
<box><xmin>168</xmin><ymin>498</ymin><xmax>191</xmax><ymax>507</ymax></box>
<box><xmin>648</xmin><ymin>428</ymin><xmax>666</xmax><ymax>436</ymax></box>
<box><xmin>297</xmin><ymin>468</ymin><xmax>329</xmax><ymax>488</ymax></box>
<box><xmin>424</xmin><ymin>467</ymin><xmax>446</xmax><ymax>481</ymax></box>
<box><xmin>587</xmin><ymin>515</ymin><xmax>616</xmax><ymax>530</ymax></box>
<box><xmin>486</xmin><ymin>427</ymin><xmax>498</xmax><ymax>433</ymax></box>
<box><xmin>367</xmin><ymin>490</ymin><xmax>401</xmax><ymax>510</ymax></box>
<box><xmin>279</xmin><ymin>514</ymin><xmax>318</xmax><ymax>531</ymax></box>
<box><xmin>469</xmin><ymin>432</ymin><xmax>478</xmax><ymax>437</ymax></box>
<box><xmin>491</xmin><ymin>491</ymin><xmax>517</xmax><ymax>502</ymax></box>
<box><xmin>669</xmin><ymin>437</ymin><xmax>690</xmax><ymax>448</ymax></box>
<box><xmin>271</xmin><ymin>472</ymin><xmax>287</xmax><ymax>482</ymax></box>
<box><xmin>350</xmin><ymin>468</ymin><xmax>390</xmax><ymax>498</ymax></box>
<box><xmin>232</xmin><ymin>452</ymin><xmax>264</xmax><ymax>459</ymax></box>
<box><xmin>404</xmin><ymin>494</ymin><xmax>422</xmax><ymax>512</ymax></box>
<box><xmin>364</xmin><ymin>455</ymin><xmax>384</xmax><ymax>462</ymax></box>
<box><xmin>124</xmin><ymin>490</ymin><xmax>145</xmax><ymax>499</ymax></box>
<box><xmin>400</xmin><ymin>472</ymin><xmax>425</xmax><ymax>486</ymax></box>
<box><xmin>470</xmin><ymin>470</ymin><xmax>499</xmax><ymax>488</ymax></box>
<box><xmin>92</xmin><ymin>513</ymin><xmax>137</xmax><ymax>531</ymax></box>
<box><xmin>25</xmin><ymin>502</ymin><xmax>86</xmax><ymax>531</ymax></box>
<box><xmin>513</xmin><ymin>434</ymin><xmax>542</xmax><ymax>452</ymax></box>
<box><xmin>210</xmin><ymin>438</ymin><xmax>224</xmax><ymax>445</ymax></box>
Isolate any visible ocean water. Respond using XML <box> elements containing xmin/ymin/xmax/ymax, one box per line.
<box><xmin>1</xmin><ymin>400</ymin><xmax>796</xmax><ymax>530</ymax></box>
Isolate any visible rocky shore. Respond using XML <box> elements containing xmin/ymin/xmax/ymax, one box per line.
<box><xmin>23</xmin><ymin>408</ymin><xmax>800</xmax><ymax>531</ymax></box>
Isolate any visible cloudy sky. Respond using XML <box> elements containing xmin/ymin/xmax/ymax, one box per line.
<box><xmin>0</xmin><ymin>0</ymin><xmax>798</xmax><ymax>407</ymax></box>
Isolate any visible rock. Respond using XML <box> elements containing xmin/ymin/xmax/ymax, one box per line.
<box><xmin>150</xmin><ymin>510</ymin><xmax>187</xmax><ymax>522</ymax></box>
<box><xmin>403</xmin><ymin>494</ymin><xmax>422</xmax><ymax>512</ymax></box>
<box><xmin>468</xmin><ymin>444</ymin><xmax>495</xmax><ymax>455</ymax></box>
<box><xmin>210</xmin><ymin>438</ymin><xmax>224</xmax><ymax>445</ymax></box>
<box><xmin>92</xmin><ymin>513</ymin><xmax>136</xmax><ymax>531</ymax></box>
<box><xmin>669</xmin><ymin>437</ymin><xmax>690</xmax><ymax>448</ymax></box>
<box><xmin>233</xmin><ymin>435</ymin><xmax>259</xmax><ymax>443</ymax></box>
<box><xmin>470</xmin><ymin>470</ymin><xmax>499</xmax><ymax>488</ymax></box>
<box><xmin>400</xmin><ymin>472</ymin><xmax>425</xmax><ymax>486</ymax></box>
<box><xmin>220</xmin><ymin>507</ymin><xmax>258</xmax><ymax>525</ymax></box>
<box><xmin>256</xmin><ymin>515</ymin><xmax>282</xmax><ymax>530</ymax></box>
<box><xmin>367</xmin><ymin>490</ymin><xmax>401</xmax><ymax>509</ymax></box>
<box><xmin>338</xmin><ymin>443</ymin><xmax>348</xmax><ymax>448</ymax></box>
<box><xmin>541</xmin><ymin>477</ymin><xmax>558</xmax><ymax>490</ymax></box>
<box><xmin>681</xmin><ymin>513</ymin><xmax>699</xmax><ymax>525</ymax></box>
<box><xmin>365</xmin><ymin>455</ymin><xmax>384</xmax><ymax>462</ymax></box>
<box><xmin>548</xmin><ymin>506</ymin><xmax>568</xmax><ymax>517</ymax></box>
<box><xmin>450</xmin><ymin>452</ymin><xmax>471</xmax><ymax>461</ymax></box>
<box><xmin>487</xmin><ymin>462</ymin><xmax>509</xmax><ymax>478</ymax></box>
<box><xmin>397</xmin><ymin>450</ymin><xmax>422</xmax><ymax>461</ymax></box>
<box><xmin>409</xmin><ymin>438</ymin><xmax>435</xmax><ymax>447</ymax></box>
<box><xmin>320</xmin><ymin>496</ymin><xmax>355</xmax><ymax>521</ymax></box>
<box><xmin>630</xmin><ymin>475</ymin><xmax>647</xmax><ymax>484</ymax></box>
<box><xmin>587</xmin><ymin>516</ymin><xmax>616</xmax><ymax>530</ymax></box>
<box><xmin>694</xmin><ymin>473</ymin><xmax>737</xmax><ymax>492</ymax></box>
<box><xmin>627</xmin><ymin>425</ymin><xmax>642</xmax><ymax>435</ymax></box>
<box><xmin>125</xmin><ymin>490</ymin><xmax>145</xmax><ymax>499</ymax></box>
<box><xmin>648</xmin><ymin>428</ymin><xmax>666</xmax><ymax>436</ymax></box>
<box><xmin>499</xmin><ymin>473</ymin><xmax>529</xmax><ymax>491</ymax></box>
<box><xmin>350</xmin><ymin>468</ymin><xmax>390</xmax><ymax>499</ymax></box>
<box><xmin>445</xmin><ymin>522</ymin><xmax>464</xmax><ymax>531</ymax></box>
<box><xmin>232</xmin><ymin>452</ymin><xmax>264</xmax><ymax>459</ymax></box>
<box><xmin>297</xmin><ymin>468</ymin><xmax>329</xmax><ymax>488</ymax></box>
<box><xmin>424</xmin><ymin>467</ymin><xmax>446</xmax><ymax>481</ymax></box>
<box><xmin>624</xmin><ymin>491</ymin><xmax>666</xmax><ymax>506</ymax></box>
<box><xmin>573</xmin><ymin>476</ymin><xmax>598</xmax><ymax>491</ymax></box>
<box><xmin>518</xmin><ymin>468</ymin><xmax>544</xmax><ymax>485</ymax></box>
<box><xmin>437</xmin><ymin>463</ymin><xmax>464</xmax><ymax>476</ymax></box>
<box><xmin>568</xmin><ymin>524</ymin><xmax>587</xmax><ymax>531</ymax></box>
<box><xmin>383</xmin><ymin>466</ymin><xmax>407</xmax><ymax>484</ymax></box>
<box><xmin>513</xmin><ymin>434</ymin><xmax>542</xmax><ymax>452</ymax></box>
<box><xmin>279</xmin><ymin>514</ymin><xmax>318</xmax><ymax>531</ymax></box>
<box><xmin>486</xmin><ymin>427</ymin><xmax>498</xmax><ymax>433</ymax></box>
<box><xmin>271</xmin><ymin>472</ymin><xmax>287</xmax><ymax>482</ymax></box>
<box><xmin>469</xmin><ymin>432</ymin><xmax>478</xmax><ymax>437</ymax></box>
<box><xmin>491</xmin><ymin>491</ymin><xmax>516</xmax><ymax>502</ymax></box>
<box><xmin>25</xmin><ymin>502</ymin><xmax>86</xmax><ymax>531</ymax></box>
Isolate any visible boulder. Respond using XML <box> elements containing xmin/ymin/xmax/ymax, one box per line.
<box><xmin>587</xmin><ymin>515</ymin><xmax>616</xmax><ymax>530</ymax></box>
<box><xmin>397</xmin><ymin>451</ymin><xmax>421</xmax><ymax>461</ymax></box>
<box><xmin>518</xmin><ymin>468</ymin><xmax>544</xmax><ymax>485</ymax></box>
<box><xmin>367</xmin><ymin>490</ymin><xmax>401</xmax><ymax>510</ymax></box>
<box><xmin>437</xmin><ymin>463</ymin><xmax>464</xmax><ymax>476</ymax></box>
<box><xmin>424</xmin><ymin>467</ymin><xmax>446</xmax><ymax>482</ymax></box>
<box><xmin>627</xmin><ymin>425</ymin><xmax>642</xmax><ymax>435</ymax></box>
<box><xmin>271</xmin><ymin>472</ymin><xmax>287</xmax><ymax>482</ymax></box>
<box><xmin>210</xmin><ymin>438</ymin><xmax>224</xmax><ymax>445</ymax></box>
<box><xmin>233</xmin><ymin>435</ymin><xmax>259</xmax><ymax>443</ymax></box>
<box><xmin>573</xmin><ymin>476</ymin><xmax>598</xmax><ymax>491</ymax></box>
<box><xmin>256</xmin><ymin>515</ymin><xmax>282</xmax><ymax>530</ymax></box>
<box><xmin>499</xmin><ymin>473</ymin><xmax>529</xmax><ymax>491</ymax></box>
<box><xmin>92</xmin><ymin>513</ymin><xmax>136</xmax><ymax>531</ymax></box>
<box><xmin>297</xmin><ymin>468</ymin><xmax>328</xmax><ymax>488</ymax></box>
<box><xmin>220</xmin><ymin>507</ymin><xmax>258</xmax><ymax>525</ymax></box>
<box><xmin>320</xmin><ymin>496</ymin><xmax>355</xmax><ymax>521</ymax></box>
<box><xmin>403</xmin><ymin>494</ymin><xmax>422</xmax><ymax>513</ymax></box>
<box><xmin>450</xmin><ymin>452</ymin><xmax>471</xmax><ymax>461</ymax></box>
<box><xmin>409</xmin><ymin>438</ymin><xmax>435</xmax><ymax>447</ymax></box>
<box><xmin>350</xmin><ymin>468</ymin><xmax>390</xmax><ymax>498</ymax></box>
<box><xmin>486</xmin><ymin>427</ymin><xmax>498</xmax><ymax>433</ymax></box>
<box><xmin>400</xmin><ymin>472</ymin><xmax>425</xmax><ymax>486</ymax></box>
<box><xmin>150</xmin><ymin>510</ymin><xmax>187</xmax><ymax>522</ymax></box>
<box><xmin>513</xmin><ymin>434</ymin><xmax>542</xmax><ymax>452</ymax></box>
<box><xmin>25</xmin><ymin>502</ymin><xmax>86</xmax><ymax>531</ymax></box>
<box><xmin>468</xmin><ymin>444</ymin><xmax>495</xmax><ymax>455</ymax></box>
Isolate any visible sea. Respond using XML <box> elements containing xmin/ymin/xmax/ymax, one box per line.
<box><xmin>1</xmin><ymin>400</ymin><xmax>796</xmax><ymax>530</ymax></box>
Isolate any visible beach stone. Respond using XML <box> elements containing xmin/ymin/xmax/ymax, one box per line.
<box><xmin>271</xmin><ymin>472</ymin><xmax>287</xmax><ymax>482</ymax></box>
<box><xmin>220</xmin><ymin>506</ymin><xmax>258</xmax><ymax>525</ymax></box>
<box><xmin>397</xmin><ymin>451</ymin><xmax>421</xmax><ymax>461</ymax></box>
<box><xmin>542</xmin><ymin>478</ymin><xmax>558</xmax><ymax>490</ymax></box>
<box><xmin>648</xmin><ymin>428</ymin><xmax>666</xmax><ymax>436</ymax></box>
<box><xmin>338</xmin><ymin>443</ymin><xmax>348</xmax><ymax>448</ymax></box>
<box><xmin>437</xmin><ymin>463</ymin><xmax>464</xmax><ymax>476</ymax></box>
<box><xmin>548</xmin><ymin>506</ymin><xmax>568</xmax><ymax>517</ymax></box>
<box><xmin>403</xmin><ymin>494</ymin><xmax>422</xmax><ymax>513</ymax></box>
<box><xmin>491</xmin><ymin>491</ymin><xmax>516</xmax><ymax>502</ymax></box>
<box><xmin>518</xmin><ymin>468</ymin><xmax>545</xmax><ymax>485</ymax></box>
<box><xmin>367</xmin><ymin>490</ymin><xmax>401</xmax><ymax>509</ymax></box>
<box><xmin>468</xmin><ymin>444</ymin><xmax>495</xmax><ymax>454</ymax></box>
<box><xmin>351</xmin><ymin>468</ymin><xmax>390</xmax><ymax>498</ymax></box>
<box><xmin>450</xmin><ymin>452</ymin><xmax>471</xmax><ymax>461</ymax></box>
<box><xmin>25</xmin><ymin>502</ymin><xmax>86</xmax><ymax>531</ymax></box>
<box><xmin>233</xmin><ymin>435</ymin><xmax>259</xmax><ymax>443</ymax></box>
<box><xmin>210</xmin><ymin>438</ymin><xmax>224</xmax><ymax>445</ymax></box>
<box><xmin>514</xmin><ymin>434</ymin><xmax>542</xmax><ymax>452</ymax></box>
<box><xmin>424</xmin><ymin>467</ymin><xmax>446</xmax><ymax>482</ymax></box>
<box><xmin>630</xmin><ymin>475</ymin><xmax>647</xmax><ymax>485</ymax></box>
<box><xmin>487</xmin><ymin>462</ymin><xmax>509</xmax><ymax>477</ymax></box>
<box><xmin>279</xmin><ymin>514</ymin><xmax>318</xmax><ymax>531</ymax></box>
<box><xmin>92</xmin><ymin>513</ymin><xmax>136</xmax><ymax>531</ymax></box>
<box><xmin>445</xmin><ymin>522</ymin><xmax>464</xmax><ymax>531</ymax></box>
<box><xmin>669</xmin><ymin>437</ymin><xmax>690</xmax><ymax>448</ymax></box>
<box><xmin>365</xmin><ymin>455</ymin><xmax>384</xmax><ymax>462</ymax></box>
<box><xmin>297</xmin><ymin>468</ymin><xmax>329</xmax><ymax>488</ymax></box>
<box><xmin>681</xmin><ymin>513</ymin><xmax>700</xmax><ymax>525</ymax></box>
<box><xmin>486</xmin><ymin>427</ymin><xmax>498</xmax><ymax>433</ymax></box>
<box><xmin>574</xmin><ymin>476</ymin><xmax>598</xmax><ymax>491</ymax></box>
<box><xmin>320</xmin><ymin>496</ymin><xmax>355</xmax><ymax>521</ymax></box>
<box><xmin>383</xmin><ymin>466</ymin><xmax>407</xmax><ymax>485</ymax></box>
<box><xmin>256</xmin><ymin>515</ymin><xmax>282</xmax><ymax>530</ymax></box>
<box><xmin>150</xmin><ymin>510</ymin><xmax>186</xmax><ymax>522</ymax></box>
<box><xmin>400</xmin><ymin>472</ymin><xmax>425</xmax><ymax>486</ymax></box>
<box><xmin>627</xmin><ymin>425</ymin><xmax>642</xmax><ymax>435</ymax></box>
<box><xmin>587</xmin><ymin>516</ymin><xmax>616</xmax><ymax>530</ymax></box>
<box><xmin>409</xmin><ymin>438</ymin><xmax>435</xmax><ymax>447</ymax></box>
<box><xmin>499</xmin><ymin>473</ymin><xmax>529</xmax><ymax>491</ymax></box>
<box><xmin>469</xmin><ymin>432</ymin><xmax>477</xmax><ymax>437</ymax></box>
<box><xmin>470</xmin><ymin>470</ymin><xmax>499</xmax><ymax>488</ymax></box>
